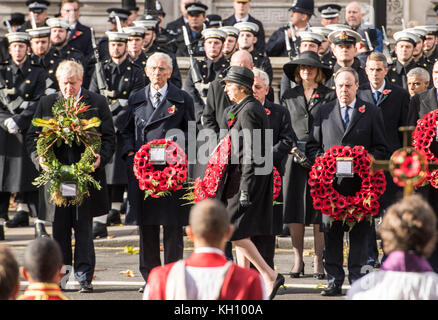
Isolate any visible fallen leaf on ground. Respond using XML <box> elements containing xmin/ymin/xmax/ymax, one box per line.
<box><xmin>123</xmin><ymin>246</ymin><xmax>139</xmax><ymax>255</ymax></box>
<box><xmin>120</xmin><ymin>269</ymin><xmax>135</xmax><ymax>277</ymax></box>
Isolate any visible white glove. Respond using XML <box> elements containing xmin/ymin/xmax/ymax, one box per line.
<box><xmin>4</xmin><ymin>118</ymin><xmax>19</xmax><ymax>134</ymax></box>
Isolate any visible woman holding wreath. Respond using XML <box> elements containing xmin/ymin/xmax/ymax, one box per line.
<box><xmin>26</xmin><ymin>60</ymin><xmax>116</xmax><ymax>293</ymax></box>
<box><xmin>280</xmin><ymin>50</ymin><xmax>335</xmax><ymax>279</ymax></box>
<box><xmin>219</xmin><ymin>66</ymin><xmax>284</xmax><ymax>299</ymax></box>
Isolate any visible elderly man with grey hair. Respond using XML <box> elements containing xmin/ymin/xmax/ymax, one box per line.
<box><xmin>407</xmin><ymin>67</ymin><xmax>431</xmax><ymax>97</ymax></box>
<box><xmin>307</xmin><ymin>66</ymin><xmax>389</xmax><ymax>296</ymax></box>
<box><xmin>122</xmin><ymin>52</ymin><xmax>195</xmax><ymax>291</ymax></box>
<box><xmin>26</xmin><ymin>59</ymin><xmax>116</xmax><ymax>293</ymax></box>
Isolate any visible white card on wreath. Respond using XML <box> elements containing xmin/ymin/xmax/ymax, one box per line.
<box><xmin>150</xmin><ymin>146</ymin><xmax>166</xmax><ymax>164</ymax></box>
<box><xmin>336</xmin><ymin>158</ymin><xmax>354</xmax><ymax>177</ymax></box>
<box><xmin>61</xmin><ymin>182</ymin><xmax>77</xmax><ymax>197</ymax></box>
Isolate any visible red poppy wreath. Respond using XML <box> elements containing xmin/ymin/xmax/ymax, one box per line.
<box><xmin>412</xmin><ymin>109</ymin><xmax>438</xmax><ymax>188</ymax></box>
<box><xmin>133</xmin><ymin>139</ymin><xmax>187</xmax><ymax>199</ymax></box>
<box><xmin>308</xmin><ymin>145</ymin><xmax>386</xmax><ymax>228</ymax></box>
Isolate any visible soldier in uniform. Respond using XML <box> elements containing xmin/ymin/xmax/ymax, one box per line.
<box><xmin>386</xmin><ymin>30</ymin><xmax>423</xmax><ymax>90</ymax></box>
<box><xmin>421</xmin><ymin>25</ymin><xmax>438</xmax><ymax>63</ymax></box>
<box><xmin>18</xmin><ymin>1</ymin><xmax>50</xmax><ymax>32</ymax></box>
<box><xmin>89</xmin><ymin>29</ymin><xmax>145</xmax><ymax>238</ymax></box>
<box><xmin>234</xmin><ymin>22</ymin><xmax>273</xmax><ymax>85</ymax></box>
<box><xmin>318</xmin><ymin>4</ymin><xmax>342</xmax><ymax>27</ymax></box>
<box><xmin>165</xmin><ymin>0</ymin><xmax>195</xmax><ymax>39</ymax></box>
<box><xmin>220</xmin><ymin>26</ymin><xmax>239</xmax><ymax>59</ymax></box>
<box><xmin>356</xmin><ymin>28</ymin><xmax>380</xmax><ymax>68</ymax></box>
<box><xmin>183</xmin><ymin>28</ymin><xmax>229</xmax><ymax>129</ymax></box>
<box><xmin>1</xmin><ymin>14</ymin><xmax>25</xmax><ymax>62</ymax></box>
<box><xmin>59</xmin><ymin>0</ymin><xmax>93</xmax><ymax>59</ymax></box>
<box><xmin>266</xmin><ymin>0</ymin><xmax>314</xmax><ymax>57</ymax></box>
<box><xmin>222</xmin><ymin>0</ymin><xmax>266</xmax><ymax>52</ymax></box>
<box><xmin>0</xmin><ymin>32</ymin><xmax>49</xmax><ymax>238</ymax></box>
<box><xmin>174</xmin><ymin>2</ymin><xmax>208</xmax><ymax>57</ymax></box>
<box><xmin>310</xmin><ymin>26</ymin><xmax>336</xmax><ymax>68</ymax></box>
<box><xmin>407</xmin><ymin>27</ymin><xmax>434</xmax><ymax>74</ymax></box>
<box><xmin>325</xmin><ymin>29</ymin><xmax>369</xmax><ymax>90</ymax></box>
<box><xmin>97</xmin><ymin>8</ymin><xmax>131</xmax><ymax>61</ymax></box>
<box><xmin>132</xmin><ymin>18</ymin><xmax>182</xmax><ymax>88</ymax></box>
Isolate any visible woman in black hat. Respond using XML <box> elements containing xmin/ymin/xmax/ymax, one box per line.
<box><xmin>280</xmin><ymin>51</ymin><xmax>335</xmax><ymax>279</ymax></box>
<box><xmin>219</xmin><ymin>66</ymin><xmax>285</xmax><ymax>299</ymax></box>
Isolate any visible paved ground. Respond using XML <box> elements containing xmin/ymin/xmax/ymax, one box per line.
<box><xmin>2</xmin><ymin>213</ymin><xmax>383</xmax><ymax>301</ymax></box>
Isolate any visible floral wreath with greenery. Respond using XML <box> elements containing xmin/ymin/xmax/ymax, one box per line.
<box><xmin>32</xmin><ymin>97</ymin><xmax>102</xmax><ymax>207</ymax></box>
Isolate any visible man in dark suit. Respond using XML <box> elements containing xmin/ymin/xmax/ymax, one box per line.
<box><xmin>407</xmin><ymin>60</ymin><xmax>438</xmax><ymax>272</ymax></box>
<box><xmin>222</xmin><ymin>0</ymin><xmax>266</xmax><ymax>52</ymax></box>
<box><xmin>59</xmin><ymin>0</ymin><xmax>92</xmax><ymax>58</ymax></box>
<box><xmin>26</xmin><ymin>60</ymin><xmax>116</xmax><ymax>293</ymax></box>
<box><xmin>121</xmin><ymin>52</ymin><xmax>195</xmax><ymax>290</ymax></box>
<box><xmin>165</xmin><ymin>0</ymin><xmax>195</xmax><ymax>39</ymax></box>
<box><xmin>358</xmin><ymin>51</ymin><xmax>410</xmax><ymax>268</ymax></box>
<box><xmin>307</xmin><ymin>67</ymin><xmax>389</xmax><ymax>296</ymax></box>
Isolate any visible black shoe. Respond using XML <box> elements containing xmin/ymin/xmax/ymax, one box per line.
<box><xmin>290</xmin><ymin>262</ymin><xmax>305</xmax><ymax>278</ymax></box>
<box><xmin>120</xmin><ymin>199</ymin><xmax>127</xmax><ymax>215</ymax></box>
<box><xmin>35</xmin><ymin>223</ymin><xmax>49</xmax><ymax>238</ymax></box>
<box><xmin>107</xmin><ymin>209</ymin><xmax>122</xmax><ymax>226</ymax></box>
<box><xmin>0</xmin><ymin>224</ymin><xmax>4</xmax><ymax>241</ymax></box>
<box><xmin>78</xmin><ymin>281</ymin><xmax>93</xmax><ymax>293</ymax></box>
<box><xmin>321</xmin><ymin>283</ymin><xmax>342</xmax><ymax>296</ymax></box>
<box><xmin>269</xmin><ymin>274</ymin><xmax>285</xmax><ymax>300</ymax></box>
<box><xmin>93</xmin><ymin>222</ymin><xmax>108</xmax><ymax>239</ymax></box>
<box><xmin>5</xmin><ymin>211</ymin><xmax>29</xmax><ymax>228</ymax></box>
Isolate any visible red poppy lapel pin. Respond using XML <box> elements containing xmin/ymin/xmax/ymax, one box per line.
<box><xmin>72</xmin><ymin>30</ymin><xmax>82</xmax><ymax>39</ymax></box>
<box><xmin>168</xmin><ymin>105</ymin><xmax>176</xmax><ymax>114</ymax></box>
<box><xmin>227</xmin><ymin>112</ymin><xmax>236</xmax><ymax>128</ymax></box>
<box><xmin>265</xmin><ymin>108</ymin><xmax>271</xmax><ymax>116</ymax></box>
<box><xmin>358</xmin><ymin>105</ymin><xmax>366</xmax><ymax>113</ymax></box>
<box><xmin>382</xmin><ymin>89</ymin><xmax>391</xmax><ymax>96</ymax></box>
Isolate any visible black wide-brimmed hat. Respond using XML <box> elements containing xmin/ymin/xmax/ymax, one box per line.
<box><xmin>221</xmin><ymin>66</ymin><xmax>254</xmax><ymax>91</ymax></box>
<box><xmin>3</xmin><ymin>13</ymin><xmax>25</xmax><ymax>28</ymax></box>
<box><xmin>283</xmin><ymin>51</ymin><xmax>333</xmax><ymax>80</ymax></box>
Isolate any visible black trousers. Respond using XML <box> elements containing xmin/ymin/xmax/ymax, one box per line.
<box><xmin>324</xmin><ymin>220</ymin><xmax>371</xmax><ymax>286</ymax></box>
<box><xmin>108</xmin><ymin>184</ymin><xmax>126</xmax><ymax>203</ymax></box>
<box><xmin>52</xmin><ymin>206</ymin><xmax>95</xmax><ymax>283</ymax></box>
<box><xmin>138</xmin><ymin>224</ymin><xmax>184</xmax><ymax>282</ymax></box>
<box><xmin>0</xmin><ymin>191</ymin><xmax>39</xmax><ymax>218</ymax></box>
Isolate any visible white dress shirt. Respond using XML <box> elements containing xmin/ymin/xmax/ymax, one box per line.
<box><xmin>149</xmin><ymin>83</ymin><xmax>168</xmax><ymax>108</ymax></box>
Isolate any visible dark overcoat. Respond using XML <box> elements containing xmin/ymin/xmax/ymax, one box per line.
<box><xmin>67</xmin><ymin>22</ymin><xmax>93</xmax><ymax>59</ymax></box>
<box><xmin>280</xmin><ymin>84</ymin><xmax>335</xmax><ymax>224</ymax></box>
<box><xmin>121</xmin><ymin>82</ymin><xmax>195</xmax><ymax>226</ymax></box>
<box><xmin>220</xmin><ymin>95</ymin><xmax>273</xmax><ymax>241</ymax></box>
<box><xmin>306</xmin><ymin>98</ymin><xmax>390</xmax><ymax>228</ymax></box>
<box><xmin>203</xmin><ymin>79</ymin><xmax>232</xmax><ymax>134</ymax></box>
<box><xmin>0</xmin><ymin>58</ymin><xmax>48</xmax><ymax>192</ymax></box>
<box><xmin>26</xmin><ymin>89</ymin><xmax>116</xmax><ymax>222</ymax></box>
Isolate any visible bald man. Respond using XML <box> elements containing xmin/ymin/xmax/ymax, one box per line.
<box><xmin>144</xmin><ymin>199</ymin><xmax>266</xmax><ymax>300</ymax></box>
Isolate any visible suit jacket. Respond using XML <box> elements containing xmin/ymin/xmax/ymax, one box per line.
<box><xmin>145</xmin><ymin>250</ymin><xmax>265</xmax><ymax>300</ymax></box>
<box><xmin>25</xmin><ymin>89</ymin><xmax>116</xmax><ymax>221</ymax></box>
<box><xmin>222</xmin><ymin>14</ymin><xmax>266</xmax><ymax>52</ymax></box>
<box><xmin>67</xmin><ymin>22</ymin><xmax>92</xmax><ymax>59</ymax></box>
<box><xmin>357</xmin><ymin>82</ymin><xmax>410</xmax><ymax>153</ymax></box>
<box><xmin>408</xmin><ymin>87</ymin><xmax>438</xmax><ymax>125</ymax></box>
<box><xmin>121</xmin><ymin>82</ymin><xmax>195</xmax><ymax>226</ymax></box>
<box><xmin>203</xmin><ymin>79</ymin><xmax>232</xmax><ymax>134</ymax></box>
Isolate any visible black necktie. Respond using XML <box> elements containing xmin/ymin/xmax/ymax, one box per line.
<box><xmin>374</xmin><ymin>91</ymin><xmax>381</xmax><ymax>104</ymax></box>
<box><xmin>343</xmin><ymin>106</ymin><xmax>351</xmax><ymax>130</ymax></box>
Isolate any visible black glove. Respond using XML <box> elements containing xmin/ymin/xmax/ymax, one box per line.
<box><xmin>239</xmin><ymin>191</ymin><xmax>252</xmax><ymax>208</ymax></box>
<box><xmin>290</xmin><ymin>147</ymin><xmax>312</xmax><ymax>169</ymax></box>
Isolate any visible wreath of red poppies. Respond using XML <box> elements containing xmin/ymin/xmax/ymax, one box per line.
<box><xmin>412</xmin><ymin>109</ymin><xmax>438</xmax><ymax>188</ymax></box>
<box><xmin>308</xmin><ymin>145</ymin><xmax>386</xmax><ymax>224</ymax></box>
<box><xmin>133</xmin><ymin>139</ymin><xmax>187</xmax><ymax>198</ymax></box>
<box><xmin>190</xmin><ymin>134</ymin><xmax>282</xmax><ymax>203</ymax></box>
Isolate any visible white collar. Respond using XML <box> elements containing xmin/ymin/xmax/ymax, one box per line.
<box><xmin>371</xmin><ymin>81</ymin><xmax>386</xmax><ymax>94</ymax></box>
<box><xmin>235</xmin><ymin>15</ymin><xmax>249</xmax><ymax>22</ymax></box>
<box><xmin>150</xmin><ymin>82</ymin><xmax>168</xmax><ymax>99</ymax></box>
<box><xmin>194</xmin><ymin>247</ymin><xmax>225</xmax><ymax>256</ymax></box>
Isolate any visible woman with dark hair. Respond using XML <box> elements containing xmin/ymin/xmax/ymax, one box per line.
<box><xmin>281</xmin><ymin>50</ymin><xmax>335</xmax><ymax>279</ymax></box>
<box><xmin>219</xmin><ymin>66</ymin><xmax>284</xmax><ymax>299</ymax></box>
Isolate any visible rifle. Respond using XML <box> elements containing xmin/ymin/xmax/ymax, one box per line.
<box><xmin>90</xmin><ymin>28</ymin><xmax>114</xmax><ymax>99</ymax></box>
<box><xmin>381</xmin><ymin>26</ymin><xmax>394</xmax><ymax>65</ymax></box>
<box><xmin>364</xmin><ymin>31</ymin><xmax>374</xmax><ymax>52</ymax></box>
<box><xmin>288</xmin><ymin>23</ymin><xmax>299</xmax><ymax>57</ymax></box>
<box><xmin>284</xmin><ymin>29</ymin><xmax>294</xmax><ymax>60</ymax></box>
<box><xmin>182</xmin><ymin>25</ymin><xmax>203</xmax><ymax>85</ymax></box>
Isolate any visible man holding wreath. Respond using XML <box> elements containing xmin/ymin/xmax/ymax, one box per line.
<box><xmin>26</xmin><ymin>60</ymin><xmax>116</xmax><ymax>293</ymax></box>
<box><xmin>306</xmin><ymin>66</ymin><xmax>389</xmax><ymax>296</ymax></box>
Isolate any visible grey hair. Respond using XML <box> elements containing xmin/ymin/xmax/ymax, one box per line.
<box><xmin>407</xmin><ymin>67</ymin><xmax>430</xmax><ymax>83</ymax></box>
<box><xmin>334</xmin><ymin>66</ymin><xmax>359</xmax><ymax>84</ymax></box>
<box><xmin>56</xmin><ymin>59</ymin><xmax>84</xmax><ymax>80</ymax></box>
<box><xmin>146</xmin><ymin>52</ymin><xmax>173</xmax><ymax>70</ymax></box>
<box><xmin>252</xmin><ymin>68</ymin><xmax>269</xmax><ymax>87</ymax></box>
